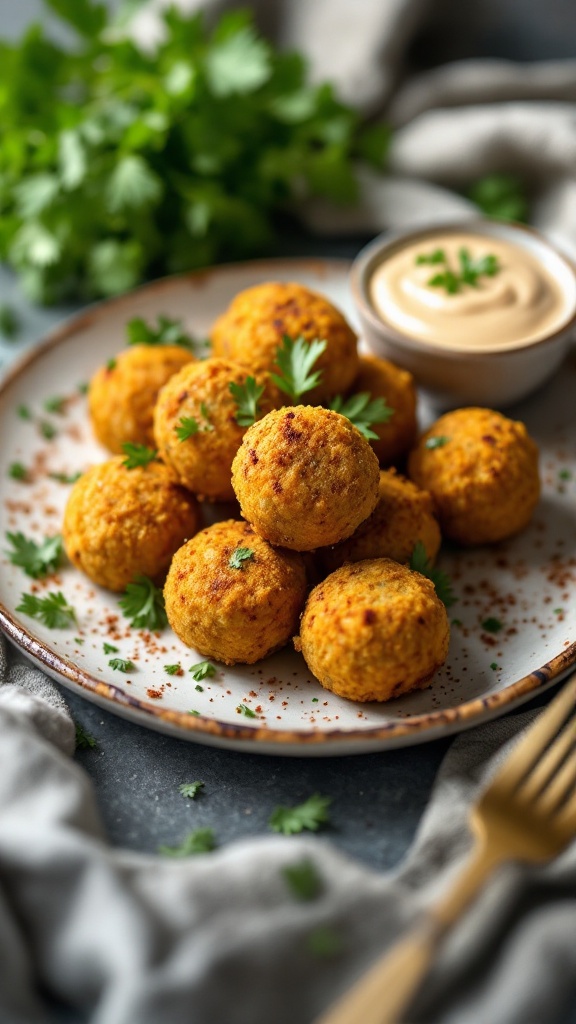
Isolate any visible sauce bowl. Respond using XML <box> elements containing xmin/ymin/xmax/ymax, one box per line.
<box><xmin>350</xmin><ymin>220</ymin><xmax>576</xmax><ymax>408</ymax></box>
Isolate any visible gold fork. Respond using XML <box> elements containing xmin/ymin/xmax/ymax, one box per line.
<box><xmin>316</xmin><ymin>671</ymin><xmax>576</xmax><ymax>1024</ymax></box>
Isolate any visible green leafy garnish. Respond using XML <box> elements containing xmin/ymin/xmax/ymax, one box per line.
<box><xmin>5</xmin><ymin>531</ymin><xmax>63</xmax><ymax>578</ymax></box>
<box><xmin>159</xmin><ymin>827</ymin><xmax>215</xmax><ymax>857</ymax></box>
<box><xmin>417</xmin><ymin>247</ymin><xmax>501</xmax><ymax>294</ymax></box>
<box><xmin>16</xmin><ymin>590</ymin><xmax>76</xmax><ymax>628</ymax></box>
<box><xmin>40</xmin><ymin>421</ymin><xmax>57</xmax><ymax>440</ymax></box>
<box><xmin>127</xmin><ymin>315</ymin><xmax>195</xmax><ymax>350</ymax></box>
<box><xmin>49</xmin><ymin>471</ymin><xmax>82</xmax><ymax>484</ymax></box>
<box><xmin>179</xmin><ymin>781</ymin><xmax>205</xmax><ymax>800</ymax></box>
<box><xmin>0</xmin><ymin>303</ymin><xmax>20</xmax><ymax>339</ymax></box>
<box><xmin>121</xmin><ymin>442</ymin><xmax>158</xmax><ymax>469</ymax></box>
<box><xmin>329</xmin><ymin>392</ymin><xmax>393</xmax><ymax>440</ymax></box>
<box><xmin>119</xmin><ymin>575</ymin><xmax>167</xmax><ymax>631</ymax></box>
<box><xmin>229</xmin><ymin>547</ymin><xmax>255</xmax><ymax>570</ymax></box>
<box><xmin>467</xmin><ymin>174</ymin><xmax>528</xmax><ymax>223</ymax></box>
<box><xmin>108</xmin><ymin>657</ymin><xmax>135</xmax><ymax>673</ymax></box>
<box><xmin>410</xmin><ymin>542</ymin><xmax>457</xmax><ymax>609</ymax></box>
<box><xmin>175</xmin><ymin>417</ymin><xmax>200</xmax><ymax>441</ymax></box>
<box><xmin>105</xmin><ymin>357</ymin><xmax>117</xmax><ymax>371</ymax></box>
<box><xmin>415</xmin><ymin>249</ymin><xmax>446</xmax><ymax>266</ymax></box>
<box><xmin>17</xmin><ymin>405</ymin><xmax>31</xmax><ymax>420</ymax></box>
<box><xmin>229</xmin><ymin>376</ymin><xmax>265</xmax><ymax>426</ymax></box>
<box><xmin>482</xmin><ymin>617</ymin><xmax>503</xmax><ymax>634</ymax></box>
<box><xmin>74</xmin><ymin>637</ymin><xmax>84</xmax><ymax>645</ymax></box>
<box><xmin>195</xmin><ymin>684</ymin><xmax>203</xmax><ymax>692</ymax></box>
<box><xmin>424</xmin><ymin>435</ymin><xmax>450</xmax><ymax>450</ymax></box>
<box><xmin>188</xmin><ymin>709</ymin><xmax>200</xmax><ymax>716</ymax></box>
<box><xmin>282</xmin><ymin>859</ymin><xmax>323</xmax><ymax>901</ymax></box>
<box><xmin>75</xmin><ymin>722</ymin><xmax>97</xmax><ymax>750</ymax></box>
<box><xmin>237</xmin><ymin>703</ymin><xmax>257</xmax><ymax>718</ymax></box>
<box><xmin>190</xmin><ymin>660</ymin><xmax>216</xmax><ymax>681</ymax></box>
<box><xmin>306</xmin><ymin>926</ymin><xmax>343</xmax><ymax>958</ymax></box>
<box><xmin>43</xmin><ymin>396</ymin><xmax>66</xmax><ymax>414</ymax></box>
<box><xmin>490</xmin><ymin>662</ymin><xmax>499</xmax><ymax>671</ymax></box>
<box><xmin>558</xmin><ymin>469</ymin><xmax>572</xmax><ymax>481</ymax></box>
<box><xmin>103</xmin><ymin>642</ymin><xmax>119</xmax><ymax>655</ymax></box>
<box><xmin>8</xmin><ymin>462</ymin><xmax>28</xmax><ymax>481</ymax></box>
<box><xmin>271</xmin><ymin>335</ymin><xmax>327</xmax><ymax>401</ymax></box>
<box><xmin>164</xmin><ymin>663</ymin><xmax>181</xmax><ymax>675</ymax></box>
<box><xmin>269</xmin><ymin>793</ymin><xmax>331</xmax><ymax>835</ymax></box>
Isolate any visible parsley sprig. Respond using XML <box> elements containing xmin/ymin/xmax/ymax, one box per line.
<box><xmin>269</xmin><ymin>793</ymin><xmax>332</xmax><ymax>835</ymax></box>
<box><xmin>410</xmin><ymin>542</ymin><xmax>457</xmax><ymax>609</ymax></box>
<box><xmin>126</xmin><ymin>315</ymin><xmax>196</xmax><ymax>350</ymax></box>
<box><xmin>416</xmin><ymin>247</ymin><xmax>500</xmax><ymax>294</ymax></box>
<box><xmin>121</xmin><ymin>443</ymin><xmax>158</xmax><ymax>469</ymax></box>
<box><xmin>271</xmin><ymin>336</ymin><xmax>327</xmax><ymax>401</ymax></box>
<box><xmin>329</xmin><ymin>392</ymin><xmax>393</xmax><ymax>440</ymax></box>
<box><xmin>159</xmin><ymin>827</ymin><xmax>216</xmax><ymax>857</ymax></box>
<box><xmin>282</xmin><ymin>859</ymin><xmax>323</xmax><ymax>901</ymax></box>
<box><xmin>108</xmin><ymin>657</ymin><xmax>135</xmax><ymax>673</ymax></box>
<box><xmin>229</xmin><ymin>548</ymin><xmax>254</xmax><ymax>570</ymax></box>
<box><xmin>179</xmin><ymin>781</ymin><xmax>205</xmax><ymax>800</ymax></box>
<box><xmin>5</xmin><ymin>531</ymin><xmax>63</xmax><ymax>578</ymax></box>
<box><xmin>190</xmin><ymin>661</ymin><xmax>217</xmax><ymax>681</ymax></box>
<box><xmin>229</xmin><ymin>376</ymin><xmax>265</xmax><ymax>426</ymax></box>
<box><xmin>119</xmin><ymin>575</ymin><xmax>167</xmax><ymax>631</ymax></box>
<box><xmin>16</xmin><ymin>591</ymin><xmax>77</xmax><ymax>628</ymax></box>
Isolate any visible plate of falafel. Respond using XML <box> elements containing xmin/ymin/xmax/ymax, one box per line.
<box><xmin>1</xmin><ymin>257</ymin><xmax>575</xmax><ymax>755</ymax></box>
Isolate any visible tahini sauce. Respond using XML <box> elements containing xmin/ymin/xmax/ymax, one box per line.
<box><xmin>369</xmin><ymin>233</ymin><xmax>571</xmax><ymax>351</ymax></box>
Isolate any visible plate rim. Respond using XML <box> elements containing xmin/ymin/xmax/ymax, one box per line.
<box><xmin>1</xmin><ymin>256</ymin><xmax>576</xmax><ymax>749</ymax></box>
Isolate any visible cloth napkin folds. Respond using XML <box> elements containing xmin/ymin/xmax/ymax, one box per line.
<box><xmin>3</xmin><ymin>0</ymin><xmax>576</xmax><ymax>1021</ymax></box>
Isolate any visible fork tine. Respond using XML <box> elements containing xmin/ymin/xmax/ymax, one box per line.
<box><xmin>489</xmin><ymin>672</ymin><xmax>576</xmax><ymax>794</ymax></box>
<box><xmin>519</xmin><ymin>716</ymin><xmax>576</xmax><ymax>803</ymax></box>
<box><xmin>534</xmin><ymin>732</ymin><xmax>576</xmax><ymax>816</ymax></box>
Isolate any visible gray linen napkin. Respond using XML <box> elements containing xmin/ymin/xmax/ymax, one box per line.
<box><xmin>1</xmin><ymin>631</ymin><xmax>575</xmax><ymax>1024</ymax></box>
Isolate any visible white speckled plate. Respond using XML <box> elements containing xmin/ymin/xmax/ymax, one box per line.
<box><xmin>1</xmin><ymin>258</ymin><xmax>575</xmax><ymax>756</ymax></box>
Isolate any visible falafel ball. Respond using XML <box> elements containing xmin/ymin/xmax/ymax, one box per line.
<box><xmin>231</xmin><ymin>406</ymin><xmax>380</xmax><ymax>551</ymax></box>
<box><xmin>89</xmin><ymin>344</ymin><xmax>194</xmax><ymax>453</ymax></box>
<box><xmin>408</xmin><ymin>407</ymin><xmax>540</xmax><ymax>545</ymax></box>
<box><xmin>295</xmin><ymin>559</ymin><xmax>450</xmax><ymax>702</ymax></box>
<box><xmin>352</xmin><ymin>354</ymin><xmax>417</xmax><ymax>466</ymax></box>
<box><xmin>153</xmin><ymin>357</ymin><xmax>278</xmax><ymax>502</ymax></box>
<box><xmin>210</xmin><ymin>282</ymin><xmax>358</xmax><ymax>403</ymax></box>
<box><xmin>321</xmin><ymin>469</ymin><xmax>441</xmax><ymax>573</ymax></box>
<box><xmin>164</xmin><ymin>520</ymin><xmax>307</xmax><ymax>665</ymax></box>
<box><xmin>63</xmin><ymin>457</ymin><xmax>201</xmax><ymax>591</ymax></box>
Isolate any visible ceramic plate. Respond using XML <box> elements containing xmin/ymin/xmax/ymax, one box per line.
<box><xmin>1</xmin><ymin>258</ymin><xmax>575</xmax><ymax>756</ymax></box>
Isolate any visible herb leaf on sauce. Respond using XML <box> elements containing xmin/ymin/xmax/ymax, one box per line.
<box><xmin>119</xmin><ymin>575</ymin><xmax>167</xmax><ymax>630</ymax></box>
<box><xmin>269</xmin><ymin>793</ymin><xmax>332</xmax><ymax>835</ymax></box>
<box><xmin>229</xmin><ymin>376</ymin><xmax>265</xmax><ymax>426</ymax></box>
<box><xmin>271</xmin><ymin>335</ymin><xmax>327</xmax><ymax>401</ymax></box>
<box><xmin>6</xmin><ymin>532</ymin><xmax>64</xmax><ymax>578</ymax></box>
<box><xmin>416</xmin><ymin>246</ymin><xmax>501</xmax><ymax>294</ymax></box>
<box><xmin>16</xmin><ymin>591</ymin><xmax>76</xmax><ymax>628</ymax></box>
<box><xmin>410</xmin><ymin>542</ymin><xmax>457</xmax><ymax>609</ymax></box>
<box><xmin>329</xmin><ymin>391</ymin><xmax>393</xmax><ymax>440</ymax></box>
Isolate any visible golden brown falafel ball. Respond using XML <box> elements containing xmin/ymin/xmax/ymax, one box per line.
<box><xmin>408</xmin><ymin>407</ymin><xmax>540</xmax><ymax>545</ymax></box>
<box><xmin>164</xmin><ymin>520</ymin><xmax>307</xmax><ymax>665</ymax></box>
<box><xmin>89</xmin><ymin>345</ymin><xmax>194</xmax><ymax>453</ymax></box>
<box><xmin>231</xmin><ymin>406</ymin><xmax>380</xmax><ymax>551</ymax></box>
<box><xmin>63</xmin><ymin>457</ymin><xmax>201</xmax><ymax>591</ymax></box>
<box><xmin>210</xmin><ymin>282</ymin><xmax>358</xmax><ymax>403</ymax></box>
<box><xmin>295</xmin><ymin>559</ymin><xmax>450</xmax><ymax>702</ymax></box>
<box><xmin>154</xmin><ymin>357</ymin><xmax>278</xmax><ymax>502</ymax></box>
<box><xmin>321</xmin><ymin>469</ymin><xmax>441</xmax><ymax>573</ymax></box>
<box><xmin>352</xmin><ymin>354</ymin><xmax>417</xmax><ymax>466</ymax></box>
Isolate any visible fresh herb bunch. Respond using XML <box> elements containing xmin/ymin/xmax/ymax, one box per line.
<box><xmin>0</xmin><ymin>2</ymin><xmax>389</xmax><ymax>304</ymax></box>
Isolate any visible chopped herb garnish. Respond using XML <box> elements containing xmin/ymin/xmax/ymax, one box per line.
<box><xmin>451</xmin><ymin>619</ymin><xmax>463</xmax><ymax>628</ymax></box>
<box><xmin>49</xmin><ymin>471</ymin><xmax>82</xmax><ymax>484</ymax></box>
<box><xmin>306</xmin><ymin>926</ymin><xmax>343</xmax><ymax>958</ymax></box>
<box><xmin>188</xmin><ymin>709</ymin><xmax>200</xmax><ymax>716</ymax></box>
<box><xmin>175</xmin><ymin>416</ymin><xmax>200</xmax><ymax>441</ymax></box>
<box><xmin>0</xmin><ymin>303</ymin><xmax>20</xmax><ymax>339</ymax></box>
<box><xmin>237</xmin><ymin>703</ymin><xmax>257</xmax><ymax>718</ymax></box>
<box><xmin>490</xmin><ymin>662</ymin><xmax>499</xmax><ymax>671</ymax></box>
<box><xmin>482</xmin><ymin>617</ymin><xmax>503</xmax><ymax>634</ymax></box>
<box><xmin>195</xmin><ymin>684</ymin><xmax>204</xmax><ymax>692</ymax></box>
<box><xmin>554</xmin><ymin>608</ymin><xmax>564</xmax><ymax>615</ymax></box>
<box><xmin>417</xmin><ymin>247</ymin><xmax>501</xmax><ymax>294</ymax></box>
<box><xmin>271</xmin><ymin>335</ymin><xmax>326</xmax><ymax>401</ymax></box>
<box><xmin>199</xmin><ymin>402</ymin><xmax>214</xmax><ymax>430</ymax></box>
<box><xmin>43</xmin><ymin>396</ymin><xmax>66</xmax><ymax>414</ymax></box>
<box><xmin>74</xmin><ymin>637</ymin><xmax>84</xmax><ymax>645</ymax></box>
<box><xmin>164</xmin><ymin>663</ymin><xmax>181</xmax><ymax>675</ymax></box>
<box><xmin>127</xmin><ymin>315</ymin><xmax>196</xmax><ymax>350</ymax></box>
<box><xmin>17</xmin><ymin>404</ymin><xmax>31</xmax><ymax>420</ymax></box>
<box><xmin>424</xmin><ymin>435</ymin><xmax>450</xmax><ymax>450</ymax></box>
<box><xmin>40</xmin><ymin>421</ymin><xmax>57</xmax><ymax>440</ymax></box>
<box><xmin>121</xmin><ymin>442</ymin><xmax>158</xmax><ymax>469</ymax></box>
<box><xmin>179</xmin><ymin>781</ymin><xmax>205</xmax><ymax>800</ymax></box>
<box><xmin>77</xmin><ymin>382</ymin><xmax>88</xmax><ymax>395</ymax></box>
<box><xmin>190</xmin><ymin>660</ymin><xmax>216</xmax><ymax>681</ymax></box>
<box><xmin>558</xmin><ymin>469</ymin><xmax>572</xmax><ymax>481</ymax></box>
<box><xmin>269</xmin><ymin>793</ymin><xmax>331</xmax><ymax>835</ymax></box>
<box><xmin>410</xmin><ymin>542</ymin><xmax>457</xmax><ymax>609</ymax></box>
<box><xmin>105</xmin><ymin>357</ymin><xmax>117</xmax><ymax>371</ymax></box>
<box><xmin>108</xmin><ymin>657</ymin><xmax>135</xmax><ymax>672</ymax></box>
<box><xmin>415</xmin><ymin>248</ymin><xmax>446</xmax><ymax>266</ymax></box>
<box><xmin>75</xmin><ymin>722</ymin><xmax>97</xmax><ymax>750</ymax></box>
<box><xmin>158</xmin><ymin>827</ymin><xmax>215</xmax><ymax>857</ymax></box>
<box><xmin>329</xmin><ymin>391</ymin><xmax>393</xmax><ymax>440</ymax></box>
<box><xmin>312</xmin><ymin>697</ymin><xmax>319</xmax><ymax>702</ymax></box>
<box><xmin>6</xmin><ymin>532</ymin><xmax>63</xmax><ymax>578</ymax></box>
<box><xmin>229</xmin><ymin>376</ymin><xmax>265</xmax><ymax>426</ymax></box>
<box><xmin>229</xmin><ymin>547</ymin><xmax>254</xmax><ymax>570</ymax></box>
<box><xmin>103</xmin><ymin>642</ymin><xmax>119</xmax><ymax>655</ymax></box>
<box><xmin>119</xmin><ymin>575</ymin><xmax>167</xmax><ymax>630</ymax></box>
<box><xmin>8</xmin><ymin>462</ymin><xmax>27</xmax><ymax>481</ymax></box>
<box><xmin>282</xmin><ymin>859</ymin><xmax>323</xmax><ymax>901</ymax></box>
<box><xmin>16</xmin><ymin>590</ymin><xmax>76</xmax><ymax>628</ymax></box>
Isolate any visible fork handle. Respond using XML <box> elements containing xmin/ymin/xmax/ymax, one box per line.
<box><xmin>315</xmin><ymin>842</ymin><xmax>500</xmax><ymax>1024</ymax></box>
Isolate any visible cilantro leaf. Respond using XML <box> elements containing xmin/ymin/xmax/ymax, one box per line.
<box><xmin>282</xmin><ymin>859</ymin><xmax>323</xmax><ymax>901</ymax></box>
<box><xmin>159</xmin><ymin>827</ymin><xmax>216</xmax><ymax>857</ymax></box>
<box><xmin>175</xmin><ymin>417</ymin><xmax>200</xmax><ymax>441</ymax></box>
<box><xmin>229</xmin><ymin>376</ymin><xmax>265</xmax><ymax>426</ymax></box>
<box><xmin>16</xmin><ymin>591</ymin><xmax>77</xmax><ymax>629</ymax></box>
<box><xmin>205</xmin><ymin>24</ymin><xmax>271</xmax><ymax>97</ymax></box>
<box><xmin>329</xmin><ymin>392</ymin><xmax>393</xmax><ymax>440</ymax></box>
<box><xmin>409</xmin><ymin>542</ymin><xmax>457</xmax><ymax>609</ymax></box>
<box><xmin>229</xmin><ymin>547</ymin><xmax>254</xmax><ymax>570</ymax></box>
<box><xmin>189</xmin><ymin>661</ymin><xmax>217</xmax><ymax>681</ymax></box>
<box><xmin>126</xmin><ymin>315</ymin><xmax>196</xmax><ymax>350</ymax></box>
<box><xmin>121</xmin><ymin>443</ymin><xmax>158</xmax><ymax>469</ymax></box>
<box><xmin>119</xmin><ymin>575</ymin><xmax>167</xmax><ymax>631</ymax></box>
<box><xmin>75</xmin><ymin>722</ymin><xmax>97</xmax><ymax>749</ymax></box>
<box><xmin>269</xmin><ymin>794</ymin><xmax>332</xmax><ymax>835</ymax></box>
<box><xmin>108</xmin><ymin>657</ymin><xmax>135</xmax><ymax>672</ymax></box>
<box><xmin>271</xmin><ymin>336</ymin><xmax>327</xmax><ymax>402</ymax></box>
<box><xmin>179</xmin><ymin>781</ymin><xmax>204</xmax><ymax>800</ymax></box>
<box><xmin>5</xmin><ymin>532</ymin><xmax>63</xmax><ymax>578</ymax></box>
